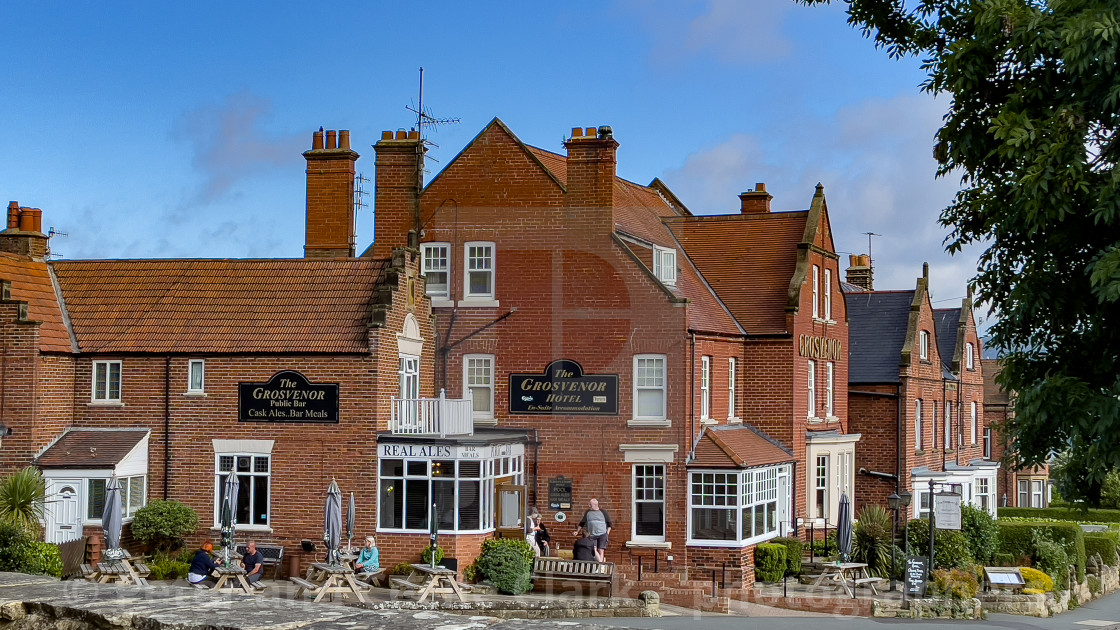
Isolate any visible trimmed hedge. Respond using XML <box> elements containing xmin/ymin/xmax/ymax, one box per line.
<box><xmin>997</xmin><ymin>521</ymin><xmax>1086</xmax><ymax>582</ymax></box>
<box><xmin>1085</xmin><ymin>533</ymin><xmax>1119</xmax><ymax>566</ymax></box>
<box><xmin>907</xmin><ymin>519</ymin><xmax>973</xmax><ymax>570</ymax></box>
<box><xmin>476</xmin><ymin>538</ymin><xmax>534</xmax><ymax>595</ymax></box>
<box><xmin>998</xmin><ymin>506</ymin><xmax>1120</xmax><ymax>523</ymax></box>
<box><xmin>0</xmin><ymin>523</ymin><xmax>62</xmax><ymax>578</ymax></box>
<box><xmin>771</xmin><ymin>537</ymin><xmax>803</xmax><ymax>576</ymax></box>
<box><xmin>754</xmin><ymin>543</ymin><xmax>787</xmax><ymax>583</ymax></box>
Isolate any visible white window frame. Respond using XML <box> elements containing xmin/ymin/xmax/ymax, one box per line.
<box><xmin>463</xmin><ymin>241</ymin><xmax>495</xmax><ymax>301</ymax></box>
<box><xmin>1032</xmin><ymin>480</ymin><xmax>1044</xmax><ymax>508</ymax></box>
<box><xmin>464</xmin><ymin>354</ymin><xmax>495</xmax><ymax>423</ymax></box>
<box><xmin>377</xmin><ymin>454</ymin><xmax>509</xmax><ymax>534</ymax></box>
<box><xmin>823</xmin><ymin>268</ymin><xmax>832</xmax><ymax>320</ymax></box>
<box><xmin>970</xmin><ymin>401</ymin><xmax>978</xmax><ymax>445</ymax></box>
<box><xmin>983</xmin><ymin>427</ymin><xmax>992</xmax><ymax>459</ymax></box>
<box><xmin>975</xmin><ymin>476</ymin><xmax>992</xmax><ymax>513</ymax></box>
<box><xmin>915</xmin><ymin>399</ymin><xmax>924</xmax><ymax>450</ymax></box>
<box><xmin>825</xmin><ymin>362</ymin><xmax>835</xmax><ymax>418</ymax></box>
<box><xmin>653</xmin><ymin>246</ymin><xmax>677</xmax><ymax>286</ymax></box>
<box><xmin>187</xmin><ymin>359</ymin><xmax>205</xmax><ymax>395</ymax></box>
<box><xmin>945</xmin><ymin>402</ymin><xmax>953</xmax><ymax>449</ymax></box>
<box><xmin>687</xmin><ymin>465</ymin><xmax>788</xmax><ymax>547</ymax></box>
<box><xmin>966</xmin><ymin>342</ymin><xmax>975</xmax><ymax>370</ymax></box>
<box><xmin>632</xmin><ymin>464</ymin><xmax>666</xmax><ymax>542</ymax></box>
<box><xmin>1018</xmin><ymin>480</ymin><xmax>1029</xmax><ymax>507</ymax></box>
<box><xmin>214</xmin><ymin>453</ymin><xmax>271</xmax><ymax>529</ymax></box>
<box><xmin>421</xmin><ymin>242</ymin><xmax>451</xmax><ymax>300</ymax></box>
<box><xmin>92</xmin><ymin>360</ymin><xmax>122</xmax><ymax>403</ymax></box>
<box><xmin>700</xmin><ymin>356</ymin><xmax>711</xmax><ymax>421</ymax></box>
<box><xmin>632</xmin><ymin>354</ymin><xmax>668</xmax><ymax>424</ymax></box>
<box><xmin>727</xmin><ymin>358</ymin><xmax>738</xmax><ymax>421</ymax></box>
<box><xmin>86</xmin><ymin>475</ymin><xmax>147</xmax><ymax>522</ymax></box>
<box><xmin>812</xmin><ymin>265</ymin><xmax>820</xmax><ymax>318</ymax></box>
<box><xmin>814</xmin><ymin>455</ymin><xmax>829</xmax><ymax>519</ymax></box>
<box><xmin>807</xmin><ymin>360</ymin><xmax>816</xmax><ymax>419</ymax></box>
<box><xmin>919</xmin><ymin>331</ymin><xmax>930</xmax><ymax>360</ymax></box>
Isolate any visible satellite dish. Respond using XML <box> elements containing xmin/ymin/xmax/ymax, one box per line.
<box><xmin>554</xmin><ymin>512</ymin><xmax>567</xmax><ymax>523</ymax></box>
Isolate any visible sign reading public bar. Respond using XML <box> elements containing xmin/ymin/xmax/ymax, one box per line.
<box><xmin>509</xmin><ymin>359</ymin><xmax>618</xmax><ymax>415</ymax></box>
<box><xmin>239</xmin><ymin>370</ymin><xmax>339</xmax><ymax>423</ymax></box>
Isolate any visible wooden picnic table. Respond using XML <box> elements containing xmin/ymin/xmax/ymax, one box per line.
<box><xmin>810</xmin><ymin>562</ymin><xmax>873</xmax><ymax>598</ymax></box>
<box><xmin>291</xmin><ymin>562</ymin><xmax>366</xmax><ymax>603</ymax></box>
<box><xmin>391</xmin><ymin>563</ymin><xmax>465</xmax><ymax>603</ymax></box>
<box><xmin>93</xmin><ymin>550</ymin><xmax>149</xmax><ymax>586</ymax></box>
<box><xmin>213</xmin><ymin>565</ymin><xmax>255</xmax><ymax>594</ymax></box>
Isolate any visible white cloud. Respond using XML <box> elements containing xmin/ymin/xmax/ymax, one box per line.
<box><xmin>622</xmin><ymin>0</ymin><xmax>797</xmax><ymax>66</ymax></box>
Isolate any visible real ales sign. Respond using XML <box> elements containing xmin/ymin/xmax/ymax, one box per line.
<box><xmin>509</xmin><ymin>359</ymin><xmax>618</xmax><ymax>415</ymax></box>
<box><xmin>239</xmin><ymin>370</ymin><xmax>339</xmax><ymax>423</ymax></box>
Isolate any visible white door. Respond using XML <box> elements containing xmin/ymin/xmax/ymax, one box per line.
<box><xmin>45</xmin><ymin>479</ymin><xmax>82</xmax><ymax>543</ymax></box>
<box><xmin>778</xmin><ymin>471</ymin><xmax>791</xmax><ymax>535</ymax></box>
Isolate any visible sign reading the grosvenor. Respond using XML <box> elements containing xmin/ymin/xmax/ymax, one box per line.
<box><xmin>798</xmin><ymin>334</ymin><xmax>843</xmax><ymax>361</ymax></box>
<box><xmin>509</xmin><ymin>359</ymin><xmax>618</xmax><ymax>415</ymax></box>
<box><xmin>239</xmin><ymin>370</ymin><xmax>339</xmax><ymax>423</ymax></box>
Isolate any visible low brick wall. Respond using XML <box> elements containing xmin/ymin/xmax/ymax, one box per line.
<box><xmin>361</xmin><ymin>590</ymin><xmax>662</xmax><ymax>619</ymax></box>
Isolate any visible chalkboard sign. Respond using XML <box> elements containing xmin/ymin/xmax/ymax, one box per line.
<box><xmin>905</xmin><ymin>555</ymin><xmax>928</xmax><ymax>597</ymax></box>
<box><xmin>548</xmin><ymin>476</ymin><xmax>573</xmax><ymax>510</ymax></box>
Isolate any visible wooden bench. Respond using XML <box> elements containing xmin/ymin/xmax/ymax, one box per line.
<box><xmin>235</xmin><ymin>543</ymin><xmax>285</xmax><ymax>579</ymax></box>
<box><xmin>80</xmin><ymin>564</ymin><xmax>98</xmax><ymax>582</ymax></box>
<box><xmin>854</xmin><ymin>576</ymin><xmax>885</xmax><ymax>595</ymax></box>
<box><xmin>532</xmin><ymin>557</ymin><xmax>615</xmax><ymax>598</ymax></box>
<box><xmin>289</xmin><ymin>576</ymin><xmax>322</xmax><ymax>598</ymax></box>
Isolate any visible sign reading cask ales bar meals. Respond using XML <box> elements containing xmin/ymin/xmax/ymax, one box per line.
<box><xmin>509</xmin><ymin>359</ymin><xmax>618</xmax><ymax>415</ymax></box>
<box><xmin>798</xmin><ymin>334</ymin><xmax>843</xmax><ymax>361</ymax></box>
<box><xmin>239</xmin><ymin>370</ymin><xmax>339</xmax><ymax>423</ymax></box>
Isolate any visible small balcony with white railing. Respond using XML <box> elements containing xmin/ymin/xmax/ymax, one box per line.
<box><xmin>390</xmin><ymin>389</ymin><xmax>474</xmax><ymax>437</ymax></box>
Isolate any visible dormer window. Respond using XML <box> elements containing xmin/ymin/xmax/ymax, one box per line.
<box><xmin>919</xmin><ymin>330</ymin><xmax>930</xmax><ymax>361</ymax></box>
<box><xmin>653</xmin><ymin>246</ymin><xmax>676</xmax><ymax>286</ymax></box>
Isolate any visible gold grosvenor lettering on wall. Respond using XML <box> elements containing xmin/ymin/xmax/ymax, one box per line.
<box><xmin>799</xmin><ymin>334</ymin><xmax>843</xmax><ymax>361</ymax></box>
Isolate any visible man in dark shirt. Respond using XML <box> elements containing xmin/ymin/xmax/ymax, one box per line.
<box><xmin>242</xmin><ymin>540</ymin><xmax>264</xmax><ymax>588</ymax></box>
<box><xmin>578</xmin><ymin>498</ymin><xmax>612</xmax><ymax>562</ymax></box>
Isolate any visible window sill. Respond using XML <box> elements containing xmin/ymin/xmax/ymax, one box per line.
<box><xmin>88</xmin><ymin>401</ymin><xmax>125</xmax><ymax>407</ymax></box>
<box><xmin>628</xmin><ymin>419</ymin><xmax>671</xmax><ymax>428</ymax></box>
<box><xmin>473</xmin><ymin>418</ymin><xmax>497</xmax><ymax>427</ymax></box>
<box><xmin>210</xmin><ymin>525</ymin><xmax>272</xmax><ymax>533</ymax></box>
<box><xmin>727</xmin><ymin>416</ymin><xmax>742</xmax><ymax>424</ymax></box>
<box><xmin>699</xmin><ymin>417</ymin><xmax>717</xmax><ymax>426</ymax></box>
<box><xmin>825</xmin><ymin>415</ymin><xmax>839</xmax><ymax>423</ymax></box>
<box><xmin>183</xmin><ymin>391</ymin><xmax>207</xmax><ymax>398</ymax></box>
<box><xmin>914</xmin><ymin>450</ymin><xmax>926</xmax><ymax>456</ymax></box>
<box><xmin>812</xmin><ymin>317</ymin><xmax>837</xmax><ymax>325</ymax></box>
<box><xmin>429</xmin><ymin>298</ymin><xmax>454</xmax><ymax>308</ymax></box>
<box><xmin>456</xmin><ymin>298</ymin><xmax>499</xmax><ymax>308</ymax></box>
<box><xmin>626</xmin><ymin>540</ymin><xmax>671</xmax><ymax>549</ymax></box>
<box><xmin>807</xmin><ymin>416</ymin><xmax>824</xmax><ymax>424</ymax></box>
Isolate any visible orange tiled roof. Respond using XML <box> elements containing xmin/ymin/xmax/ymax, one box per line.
<box><xmin>689</xmin><ymin>424</ymin><xmax>795</xmax><ymax>468</ymax></box>
<box><xmin>0</xmin><ymin>253</ymin><xmax>71</xmax><ymax>353</ymax></box>
<box><xmin>52</xmin><ymin>258</ymin><xmax>389</xmax><ymax>353</ymax></box>
<box><xmin>524</xmin><ymin>144</ymin><xmax>741</xmax><ymax>336</ymax></box>
<box><xmin>666</xmin><ymin>212</ymin><xmax>809</xmax><ymax>335</ymax></box>
<box><xmin>35</xmin><ymin>428</ymin><xmax>148</xmax><ymax>468</ymax></box>
<box><xmin>983</xmin><ymin>359</ymin><xmax>1011</xmax><ymax>405</ymax></box>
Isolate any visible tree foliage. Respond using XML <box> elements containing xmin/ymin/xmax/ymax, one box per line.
<box><xmin>130</xmin><ymin>500</ymin><xmax>199</xmax><ymax>552</ymax></box>
<box><xmin>801</xmin><ymin>0</ymin><xmax>1120</xmax><ymax>502</ymax></box>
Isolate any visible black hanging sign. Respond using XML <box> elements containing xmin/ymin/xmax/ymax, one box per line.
<box><xmin>548</xmin><ymin>476</ymin><xmax>573</xmax><ymax>510</ymax></box>
<box><xmin>905</xmin><ymin>555</ymin><xmax>929</xmax><ymax>597</ymax></box>
<box><xmin>509</xmin><ymin>359</ymin><xmax>618</xmax><ymax>415</ymax></box>
<box><xmin>239</xmin><ymin>370</ymin><xmax>339</xmax><ymax>423</ymax></box>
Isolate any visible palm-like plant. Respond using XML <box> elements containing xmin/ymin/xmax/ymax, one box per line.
<box><xmin>853</xmin><ymin>504</ymin><xmax>894</xmax><ymax>577</ymax></box>
<box><xmin>0</xmin><ymin>467</ymin><xmax>46</xmax><ymax>534</ymax></box>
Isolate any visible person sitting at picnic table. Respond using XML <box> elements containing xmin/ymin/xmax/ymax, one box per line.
<box><xmin>241</xmin><ymin>540</ymin><xmax>265</xmax><ymax>588</ymax></box>
<box><xmin>188</xmin><ymin>541</ymin><xmax>220</xmax><ymax>588</ymax></box>
<box><xmin>572</xmin><ymin>527</ymin><xmax>597</xmax><ymax>561</ymax></box>
<box><xmin>355</xmin><ymin>536</ymin><xmax>380</xmax><ymax>575</ymax></box>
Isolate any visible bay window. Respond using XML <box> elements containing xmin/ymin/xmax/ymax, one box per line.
<box><xmin>689</xmin><ymin>465</ymin><xmax>789</xmax><ymax>545</ymax></box>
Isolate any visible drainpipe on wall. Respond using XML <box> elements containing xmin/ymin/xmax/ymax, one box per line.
<box><xmin>896</xmin><ymin>388</ymin><xmax>903</xmax><ymax>497</ymax></box>
<box><xmin>689</xmin><ymin>332</ymin><xmax>696</xmax><ymax>449</ymax></box>
<box><xmin>163</xmin><ymin>356</ymin><xmax>171</xmax><ymax>500</ymax></box>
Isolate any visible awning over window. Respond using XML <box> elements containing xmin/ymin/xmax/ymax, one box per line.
<box><xmin>688</xmin><ymin>424</ymin><xmax>795</xmax><ymax>469</ymax></box>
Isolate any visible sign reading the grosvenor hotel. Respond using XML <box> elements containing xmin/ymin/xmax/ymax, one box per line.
<box><xmin>509</xmin><ymin>359</ymin><xmax>618</xmax><ymax>415</ymax></box>
<box><xmin>239</xmin><ymin>370</ymin><xmax>339</xmax><ymax>423</ymax></box>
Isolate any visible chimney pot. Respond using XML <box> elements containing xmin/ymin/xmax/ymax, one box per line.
<box><xmin>18</xmin><ymin>209</ymin><xmax>35</xmax><ymax>232</ymax></box>
<box><xmin>408</xmin><ymin>130</ymin><xmax>419</xmax><ymax>140</ymax></box>
<box><xmin>571</xmin><ymin>127</ymin><xmax>581</xmax><ymax>139</ymax></box>
<box><xmin>738</xmin><ymin>183</ymin><xmax>773</xmax><ymax>214</ymax></box>
<box><xmin>755</xmin><ymin>182</ymin><xmax>766</xmax><ymax>193</ymax></box>
<box><xmin>381</xmin><ymin>131</ymin><xmax>393</xmax><ymax>140</ymax></box>
<box><xmin>326</xmin><ymin>130</ymin><xmax>337</xmax><ymax>150</ymax></box>
<box><xmin>6</xmin><ymin>202</ymin><xmax>18</xmax><ymax>230</ymax></box>
<box><xmin>312</xmin><ymin>130</ymin><xmax>324</xmax><ymax>150</ymax></box>
<box><xmin>339</xmin><ymin>130</ymin><xmax>350</xmax><ymax>150</ymax></box>
<box><xmin>395</xmin><ymin>129</ymin><xmax>407</xmax><ymax>140</ymax></box>
<box><xmin>585</xmin><ymin>127</ymin><xmax>596</xmax><ymax>138</ymax></box>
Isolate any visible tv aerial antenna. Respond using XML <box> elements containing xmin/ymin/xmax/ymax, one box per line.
<box><xmin>405</xmin><ymin>67</ymin><xmax>460</xmax><ymax>176</ymax></box>
<box><xmin>353</xmin><ymin>173</ymin><xmax>369</xmax><ymax>215</ymax></box>
<box><xmin>863</xmin><ymin>232</ymin><xmax>881</xmax><ymax>264</ymax></box>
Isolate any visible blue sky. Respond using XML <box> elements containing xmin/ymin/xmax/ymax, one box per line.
<box><xmin>0</xmin><ymin>1</ymin><xmax>986</xmax><ymax>325</ymax></box>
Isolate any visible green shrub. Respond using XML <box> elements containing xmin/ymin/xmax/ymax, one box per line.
<box><xmin>1101</xmin><ymin>471</ymin><xmax>1120</xmax><ymax>509</ymax></box>
<box><xmin>130</xmin><ymin>500</ymin><xmax>199</xmax><ymax>552</ymax></box>
<box><xmin>1019</xmin><ymin>566</ymin><xmax>1053</xmax><ymax>592</ymax></box>
<box><xmin>960</xmin><ymin>505</ymin><xmax>999</xmax><ymax>564</ymax></box>
<box><xmin>462</xmin><ymin>560</ymin><xmax>479</xmax><ymax>583</ymax></box>
<box><xmin>0</xmin><ymin>468</ymin><xmax>46</xmax><ymax>534</ymax></box>
<box><xmin>1032</xmin><ymin>529</ymin><xmax>1071</xmax><ymax>588</ymax></box>
<box><xmin>994</xmin><ymin>553</ymin><xmax>1014</xmax><ymax>566</ymax></box>
<box><xmin>907</xmin><ymin>519</ymin><xmax>973</xmax><ymax>570</ymax></box>
<box><xmin>391</xmin><ymin>562</ymin><xmax>414</xmax><ymax>575</ymax></box>
<box><xmin>754</xmin><ymin>543</ymin><xmax>787</xmax><ymax>583</ymax></box>
<box><xmin>809</xmin><ymin>531</ymin><xmax>837</xmax><ymax>558</ymax></box>
<box><xmin>771</xmin><ymin>537</ymin><xmax>803</xmax><ymax>576</ymax></box>
<box><xmin>421</xmin><ymin>545</ymin><xmax>445</xmax><ymax>565</ymax></box>
<box><xmin>148</xmin><ymin>551</ymin><xmax>189</xmax><ymax>581</ymax></box>
<box><xmin>853</xmin><ymin>505</ymin><xmax>893</xmax><ymax>577</ymax></box>
<box><xmin>931</xmin><ymin>568</ymin><xmax>979</xmax><ymax>599</ymax></box>
<box><xmin>1085</xmin><ymin>533</ymin><xmax>1119</xmax><ymax>566</ymax></box>
<box><xmin>475</xmin><ymin>538</ymin><xmax>533</xmax><ymax>595</ymax></box>
<box><xmin>998</xmin><ymin>521</ymin><xmax>1085</xmax><ymax>582</ymax></box>
<box><xmin>998</xmin><ymin>506</ymin><xmax>1120</xmax><ymax>523</ymax></box>
<box><xmin>0</xmin><ymin>523</ymin><xmax>62</xmax><ymax>578</ymax></box>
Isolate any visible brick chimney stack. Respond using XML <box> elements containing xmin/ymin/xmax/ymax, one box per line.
<box><xmin>739</xmin><ymin>183</ymin><xmax>772</xmax><ymax>214</ymax></box>
<box><xmin>371</xmin><ymin>128</ymin><xmax>423</xmax><ymax>260</ymax></box>
<box><xmin>304</xmin><ymin>127</ymin><xmax>359</xmax><ymax>258</ymax></box>
<box><xmin>564</xmin><ymin>125</ymin><xmax>618</xmax><ymax>230</ymax></box>
<box><xmin>845</xmin><ymin>254</ymin><xmax>874</xmax><ymax>291</ymax></box>
<box><xmin>0</xmin><ymin>202</ymin><xmax>48</xmax><ymax>260</ymax></box>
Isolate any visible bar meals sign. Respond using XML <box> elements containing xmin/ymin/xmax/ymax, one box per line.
<box><xmin>239</xmin><ymin>370</ymin><xmax>339</xmax><ymax>423</ymax></box>
<box><xmin>509</xmin><ymin>359</ymin><xmax>618</xmax><ymax>415</ymax></box>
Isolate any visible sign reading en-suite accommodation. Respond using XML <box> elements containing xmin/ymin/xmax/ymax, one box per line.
<box><xmin>239</xmin><ymin>370</ymin><xmax>339</xmax><ymax>423</ymax></box>
<box><xmin>509</xmin><ymin>359</ymin><xmax>618</xmax><ymax>415</ymax></box>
